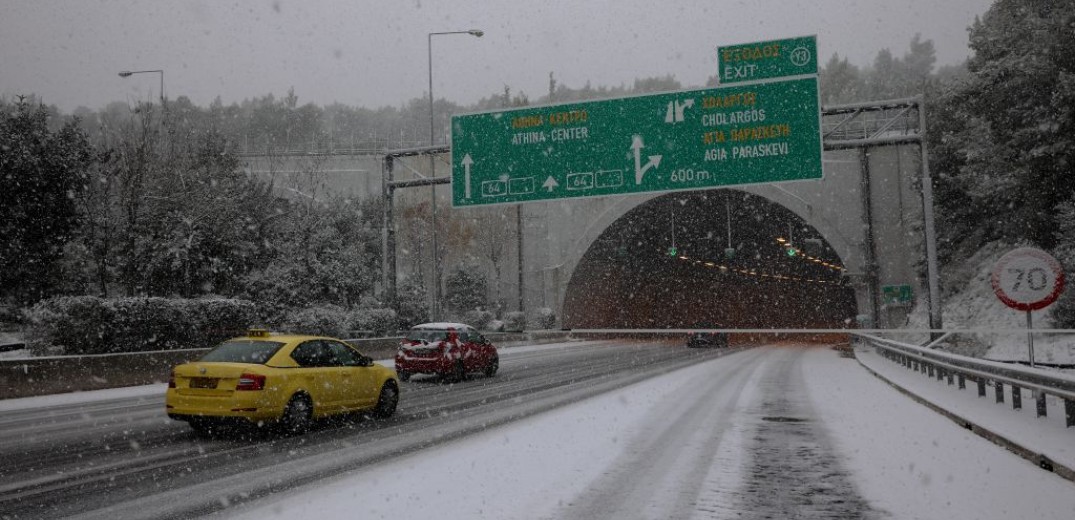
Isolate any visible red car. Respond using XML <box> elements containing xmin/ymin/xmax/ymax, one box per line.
<box><xmin>394</xmin><ymin>322</ymin><xmax>499</xmax><ymax>382</ymax></box>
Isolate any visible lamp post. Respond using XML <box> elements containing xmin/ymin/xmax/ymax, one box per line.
<box><xmin>118</xmin><ymin>69</ymin><xmax>165</xmax><ymax>104</ymax></box>
<box><xmin>427</xmin><ymin>29</ymin><xmax>482</xmax><ymax>321</ymax></box>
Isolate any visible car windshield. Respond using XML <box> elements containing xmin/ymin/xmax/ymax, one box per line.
<box><xmin>405</xmin><ymin>329</ymin><xmax>448</xmax><ymax>343</ymax></box>
<box><xmin>199</xmin><ymin>340</ymin><xmax>285</xmax><ymax>364</ymax></box>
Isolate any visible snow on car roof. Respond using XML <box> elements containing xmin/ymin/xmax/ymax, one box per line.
<box><xmin>411</xmin><ymin>322</ymin><xmax>470</xmax><ymax>330</ymax></box>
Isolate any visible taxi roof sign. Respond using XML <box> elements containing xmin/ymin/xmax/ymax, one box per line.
<box><xmin>247</xmin><ymin>328</ymin><xmax>270</xmax><ymax>338</ymax></box>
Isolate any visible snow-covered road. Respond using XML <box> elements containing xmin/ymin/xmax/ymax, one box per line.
<box><xmin>3</xmin><ymin>341</ymin><xmax>1073</xmax><ymax>519</ymax></box>
<box><xmin>227</xmin><ymin>344</ymin><xmax>1075</xmax><ymax>520</ymax></box>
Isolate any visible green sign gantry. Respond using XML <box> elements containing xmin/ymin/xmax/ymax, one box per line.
<box><xmin>450</xmin><ymin>76</ymin><xmax>821</xmax><ymax>207</ymax></box>
<box><xmin>717</xmin><ymin>35</ymin><xmax>817</xmax><ymax>84</ymax></box>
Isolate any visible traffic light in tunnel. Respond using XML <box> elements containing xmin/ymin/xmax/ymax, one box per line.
<box><xmin>786</xmin><ymin>245</ymin><xmax>798</xmax><ymax>257</ymax></box>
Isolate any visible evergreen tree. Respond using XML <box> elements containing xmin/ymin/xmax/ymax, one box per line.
<box><xmin>443</xmin><ymin>265</ymin><xmax>488</xmax><ymax>314</ymax></box>
<box><xmin>955</xmin><ymin>0</ymin><xmax>1075</xmax><ymax>248</ymax></box>
<box><xmin>0</xmin><ymin>99</ymin><xmax>94</xmax><ymax>304</ymax></box>
<box><xmin>819</xmin><ymin>53</ymin><xmax>863</xmax><ymax>105</ymax></box>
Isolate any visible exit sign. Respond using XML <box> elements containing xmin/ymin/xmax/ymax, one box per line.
<box><xmin>718</xmin><ymin>35</ymin><xmax>817</xmax><ymax>84</ymax></box>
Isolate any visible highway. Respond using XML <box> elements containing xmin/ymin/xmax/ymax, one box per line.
<box><xmin>2</xmin><ymin>340</ymin><xmax>1073</xmax><ymax>519</ymax></box>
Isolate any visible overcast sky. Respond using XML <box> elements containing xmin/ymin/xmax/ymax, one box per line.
<box><xmin>2</xmin><ymin>0</ymin><xmax>993</xmax><ymax>112</ymax></box>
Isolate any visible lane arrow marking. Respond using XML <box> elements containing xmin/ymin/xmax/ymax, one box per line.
<box><xmin>542</xmin><ymin>176</ymin><xmax>559</xmax><ymax>192</ymax></box>
<box><xmin>631</xmin><ymin>135</ymin><xmax>662</xmax><ymax>185</ymax></box>
<box><xmin>461</xmin><ymin>154</ymin><xmax>474</xmax><ymax>198</ymax></box>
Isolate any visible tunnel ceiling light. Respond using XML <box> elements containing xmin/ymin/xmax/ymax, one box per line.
<box><xmin>675</xmin><ymin>249</ymin><xmax>844</xmax><ymax>286</ymax></box>
<box><xmin>773</xmin><ymin>237</ymin><xmax>845</xmax><ymax>272</ymax></box>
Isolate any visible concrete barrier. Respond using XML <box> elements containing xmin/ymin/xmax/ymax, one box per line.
<box><xmin>0</xmin><ymin>332</ymin><xmax>574</xmax><ymax>400</ymax></box>
<box><xmin>0</xmin><ymin>349</ymin><xmax>207</xmax><ymax>399</ymax></box>
<box><xmin>0</xmin><ymin>337</ymin><xmax>402</xmax><ymax>400</ymax></box>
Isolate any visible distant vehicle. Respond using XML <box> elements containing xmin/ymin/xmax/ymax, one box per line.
<box><xmin>166</xmin><ymin>329</ymin><xmax>399</xmax><ymax>435</ymax></box>
<box><xmin>395</xmin><ymin>322</ymin><xmax>499</xmax><ymax>382</ymax></box>
<box><xmin>686</xmin><ymin>330</ymin><xmax>728</xmax><ymax>348</ymax></box>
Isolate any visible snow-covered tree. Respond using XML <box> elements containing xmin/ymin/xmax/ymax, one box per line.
<box><xmin>0</xmin><ymin>99</ymin><xmax>94</xmax><ymax>305</ymax></box>
<box><xmin>956</xmin><ymin>0</ymin><xmax>1075</xmax><ymax>249</ymax></box>
<box><xmin>443</xmin><ymin>264</ymin><xmax>489</xmax><ymax>315</ymax></box>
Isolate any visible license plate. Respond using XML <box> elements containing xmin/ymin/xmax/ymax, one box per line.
<box><xmin>189</xmin><ymin>377</ymin><xmax>218</xmax><ymax>389</ymax></box>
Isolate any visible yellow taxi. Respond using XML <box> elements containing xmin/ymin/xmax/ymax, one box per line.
<box><xmin>166</xmin><ymin>329</ymin><xmax>399</xmax><ymax>434</ymax></box>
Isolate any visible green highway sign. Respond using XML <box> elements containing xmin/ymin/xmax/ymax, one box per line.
<box><xmin>718</xmin><ymin>35</ymin><xmax>817</xmax><ymax>84</ymax></box>
<box><xmin>451</xmin><ymin>76</ymin><xmax>821</xmax><ymax>207</ymax></box>
<box><xmin>882</xmin><ymin>284</ymin><xmax>914</xmax><ymax>305</ymax></box>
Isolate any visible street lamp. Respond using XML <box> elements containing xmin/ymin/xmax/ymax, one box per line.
<box><xmin>118</xmin><ymin>69</ymin><xmax>165</xmax><ymax>104</ymax></box>
<box><xmin>427</xmin><ymin>29</ymin><xmax>483</xmax><ymax>320</ymax></box>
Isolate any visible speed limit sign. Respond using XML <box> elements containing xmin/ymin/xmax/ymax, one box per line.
<box><xmin>991</xmin><ymin>247</ymin><xmax>1065</xmax><ymax>311</ymax></box>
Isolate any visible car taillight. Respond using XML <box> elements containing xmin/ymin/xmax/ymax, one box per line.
<box><xmin>168</xmin><ymin>371</ymin><xmax>176</xmax><ymax>389</ymax></box>
<box><xmin>236</xmin><ymin>373</ymin><xmax>266</xmax><ymax>391</ymax></box>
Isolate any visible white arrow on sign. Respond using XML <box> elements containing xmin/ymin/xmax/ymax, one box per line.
<box><xmin>631</xmin><ymin>135</ymin><xmax>662</xmax><ymax>185</ymax></box>
<box><xmin>461</xmin><ymin>154</ymin><xmax>474</xmax><ymax>198</ymax></box>
<box><xmin>542</xmin><ymin>176</ymin><xmax>559</xmax><ymax>192</ymax></box>
<box><xmin>664</xmin><ymin>98</ymin><xmax>694</xmax><ymax>123</ymax></box>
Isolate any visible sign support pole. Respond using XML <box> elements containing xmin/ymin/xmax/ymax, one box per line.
<box><xmin>517</xmin><ymin>205</ymin><xmax>525</xmax><ymax>313</ymax></box>
<box><xmin>1027</xmin><ymin>311</ymin><xmax>1035</xmax><ymax>368</ymax></box>
<box><xmin>918</xmin><ymin>95</ymin><xmax>943</xmax><ymax>338</ymax></box>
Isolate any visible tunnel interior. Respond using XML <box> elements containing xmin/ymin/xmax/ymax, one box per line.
<box><xmin>562</xmin><ymin>189</ymin><xmax>858</xmax><ymax>329</ymax></box>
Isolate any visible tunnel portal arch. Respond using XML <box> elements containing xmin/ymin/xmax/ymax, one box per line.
<box><xmin>560</xmin><ymin>188</ymin><xmax>860</xmax><ymax>329</ymax></box>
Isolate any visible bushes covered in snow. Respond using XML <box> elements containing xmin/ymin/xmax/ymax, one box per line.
<box><xmin>533</xmin><ymin>307</ymin><xmax>557</xmax><ymax>329</ymax></box>
<box><xmin>24</xmin><ymin>296</ymin><xmax>258</xmax><ymax>355</ymax></box>
<box><xmin>24</xmin><ymin>297</ymin><xmax>405</xmax><ymax>355</ymax></box>
<box><xmin>280</xmin><ymin>305</ymin><xmax>399</xmax><ymax>338</ymax></box>
<box><xmin>463</xmin><ymin>309</ymin><xmax>496</xmax><ymax>331</ymax></box>
<box><xmin>503</xmin><ymin>311</ymin><xmax>527</xmax><ymax>332</ymax></box>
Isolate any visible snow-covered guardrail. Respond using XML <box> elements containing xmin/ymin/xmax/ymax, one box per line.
<box><xmin>854</xmin><ymin>333</ymin><xmax>1075</xmax><ymax>428</ymax></box>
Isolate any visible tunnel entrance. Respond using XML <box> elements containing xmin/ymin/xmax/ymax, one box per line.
<box><xmin>562</xmin><ymin>190</ymin><xmax>858</xmax><ymax>329</ymax></box>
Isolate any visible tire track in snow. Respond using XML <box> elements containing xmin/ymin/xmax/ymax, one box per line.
<box><xmin>695</xmin><ymin>346</ymin><xmax>879</xmax><ymax>519</ymax></box>
<box><xmin>553</xmin><ymin>346</ymin><xmax>881</xmax><ymax>520</ymax></box>
<box><xmin>551</xmin><ymin>347</ymin><xmax>769</xmax><ymax>520</ymax></box>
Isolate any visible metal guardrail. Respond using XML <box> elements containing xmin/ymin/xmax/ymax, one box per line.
<box><xmin>855</xmin><ymin>332</ymin><xmax>1075</xmax><ymax>428</ymax></box>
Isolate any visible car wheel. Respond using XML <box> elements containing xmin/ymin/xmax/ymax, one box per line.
<box><xmin>373</xmin><ymin>382</ymin><xmax>399</xmax><ymax>418</ymax></box>
<box><xmin>397</xmin><ymin>371</ymin><xmax>411</xmax><ymax>382</ymax></box>
<box><xmin>280</xmin><ymin>394</ymin><xmax>313</xmax><ymax>434</ymax></box>
<box><xmin>483</xmin><ymin>356</ymin><xmax>499</xmax><ymax>377</ymax></box>
<box><xmin>452</xmin><ymin>360</ymin><xmax>467</xmax><ymax>382</ymax></box>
